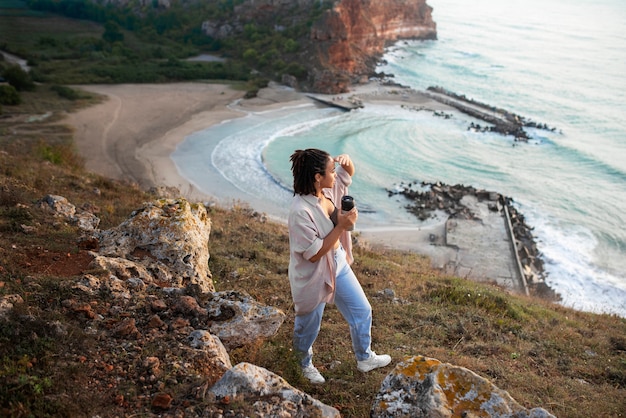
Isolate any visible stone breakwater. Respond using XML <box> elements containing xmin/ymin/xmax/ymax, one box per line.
<box><xmin>424</xmin><ymin>86</ymin><xmax>560</xmax><ymax>141</ymax></box>
<box><xmin>389</xmin><ymin>181</ymin><xmax>557</xmax><ymax>299</ymax></box>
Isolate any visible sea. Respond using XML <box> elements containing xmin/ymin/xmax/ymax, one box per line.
<box><xmin>172</xmin><ymin>0</ymin><xmax>626</xmax><ymax>317</ymax></box>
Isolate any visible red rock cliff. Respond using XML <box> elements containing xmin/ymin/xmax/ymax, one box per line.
<box><xmin>306</xmin><ymin>0</ymin><xmax>436</xmax><ymax>93</ymax></box>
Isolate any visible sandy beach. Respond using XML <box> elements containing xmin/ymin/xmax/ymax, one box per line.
<box><xmin>66</xmin><ymin>81</ymin><xmax>523</xmax><ymax>290</ymax></box>
<box><xmin>66</xmin><ymin>81</ymin><xmax>448</xmax><ymax>209</ymax></box>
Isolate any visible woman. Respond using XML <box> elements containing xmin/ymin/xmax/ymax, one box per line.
<box><xmin>288</xmin><ymin>148</ymin><xmax>391</xmax><ymax>384</ymax></box>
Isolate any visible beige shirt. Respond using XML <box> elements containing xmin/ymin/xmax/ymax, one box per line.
<box><xmin>288</xmin><ymin>166</ymin><xmax>353</xmax><ymax>315</ymax></box>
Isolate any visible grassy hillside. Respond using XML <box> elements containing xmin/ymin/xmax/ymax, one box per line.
<box><xmin>1</xmin><ymin>5</ymin><xmax>625</xmax><ymax>417</ymax></box>
<box><xmin>0</xmin><ymin>86</ymin><xmax>624</xmax><ymax>417</ymax></box>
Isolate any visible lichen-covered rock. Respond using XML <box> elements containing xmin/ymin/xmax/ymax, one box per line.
<box><xmin>208</xmin><ymin>362</ymin><xmax>340</xmax><ymax>417</ymax></box>
<box><xmin>95</xmin><ymin>198</ymin><xmax>214</xmax><ymax>294</ymax></box>
<box><xmin>371</xmin><ymin>355</ymin><xmax>556</xmax><ymax>418</ymax></box>
<box><xmin>206</xmin><ymin>291</ymin><xmax>286</xmax><ymax>350</ymax></box>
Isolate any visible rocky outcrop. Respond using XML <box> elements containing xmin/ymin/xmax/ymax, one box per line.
<box><xmin>307</xmin><ymin>0</ymin><xmax>436</xmax><ymax>93</ymax></box>
<box><xmin>372</xmin><ymin>355</ymin><xmax>556</xmax><ymax>417</ymax></box>
<box><xmin>215</xmin><ymin>0</ymin><xmax>437</xmax><ymax>93</ymax></box>
<box><xmin>94</xmin><ymin>198</ymin><xmax>214</xmax><ymax>294</ymax></box>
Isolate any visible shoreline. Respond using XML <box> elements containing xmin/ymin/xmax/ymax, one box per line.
<box><xmin>66</xmin><ymin>81</ymin><xmax>525</xmax><ymax>292</ymax></box>
<box><xmin>66</xmin><ymin>80</ymin><xmax>452</xmax><ymax>214</ymax></box>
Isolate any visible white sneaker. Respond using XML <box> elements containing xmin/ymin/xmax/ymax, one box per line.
<box><xmin>302</xmin><ymin>365</ymin><xmax>325</xmax><ymax>384</ymax></box>
<box><xmin>357</xmin><ymin>353</ymin><xmax>392</xmax><ymax>372</ymax></box>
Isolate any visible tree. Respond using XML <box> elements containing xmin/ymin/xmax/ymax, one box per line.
<box><xmin>243</xmin><ymin>48</ymin><xmax>258</xmax><ymax>63</ymax></box>
<box><xmin>102</xmin><ymin>21</ymin><xmax>124</xmax><ymax>43</ymax></box>
<box><xmin>283</xmin><ymin>38</ymin><xmax>299</xmax><ymax>53</ymax></box>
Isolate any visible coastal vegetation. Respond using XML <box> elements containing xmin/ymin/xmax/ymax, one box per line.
<box><xmin>0</xmin><ymin>0</ymin><xmax>322</xmax><ymax>91</ymax></box>
<box><xmin>0</xmin><ymin>85</ymin><xmax>625</xmax><ymax>417</ymax></box>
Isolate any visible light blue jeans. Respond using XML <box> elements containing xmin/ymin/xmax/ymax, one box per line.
<box><xmin>293</xmin><ymin>245</ymin><xmax>374</xmax><ymax>367</ymax></box>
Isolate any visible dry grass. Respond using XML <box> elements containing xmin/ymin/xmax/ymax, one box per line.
<box><xmin>0</xmin><ymin>89</ymin><xmax>625</xmax><ymax>417</ymax></box>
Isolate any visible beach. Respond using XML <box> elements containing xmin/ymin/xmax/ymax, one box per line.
<box><xmin>66</xmin><ymin>81</ymin><xmax>456</xmax><ymax>201</ymax></box>
<box><xmin>66</xmin><ymin>81</ymin><xmax>525</xmax><ymax>292</ymax></box>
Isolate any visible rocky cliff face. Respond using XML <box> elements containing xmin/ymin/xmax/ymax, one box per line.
<box><xmin>228</xmin><ymin>0</ymin><xmax>436</xmax><ymax>93</ymax></box>
<box><xmin>306</xmin><ymin>0</ymin><xmax>436</xmax><ymax>93</ymax></box>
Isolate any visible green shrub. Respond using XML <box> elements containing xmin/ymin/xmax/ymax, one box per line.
<box><xmin>50</xmin><ymin>85</ymin><xmax>83</xmax><ymax>100</ymax></box>
<box><xmin>283</xmin><ymin>62</ymin><xmax>307</xmax><ymax>79</ymax></box>
<box><xmin>283</xmin><ymin>38</ymin><xmax>299</xmax><ymax>53</ymax></box>
<box><xmin>37</xmin><ymin>141</ymin><xmax>83</xmax><ymax>169</ymax></box>
<box><xmin>0</xmin><ymin>84</ymin><xmax>20</xmax><ymax>105</ymax></box>
<box><xmin>2</xmin><ymin>65</ymin><xmax>35</xmax><ymax>91</ymax></box>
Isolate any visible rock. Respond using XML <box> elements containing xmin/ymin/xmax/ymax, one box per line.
<box><xmin>73</xmin><ymin>211</ymin><xmax>100</xmax><ymax>231</ymax></box>
<box><xmin>89</xmin><ymin>255</ymin><xmax>155</xmax><ymax>284</ymax></box>
<box><xmin>151</xmin><ymin>392</ymin><xmax>173</xmax><ymax>410</ymax></box>
<box><xmin>37</xmin><ymin>194</ymin><xmax>76</xmax><ymax>218</ymax></box>
<box><xmin>371</xmin><ymin>355</ymin><xmax>556</xmax><ymax>418</ymax></box>
<box><xmin>95</xmin><ymin>198</ymin><xmax>214</xmax><ymax>294</ymax></box>
<box><xmin>186</xmin><ymin>330</ymin><xmax>233</xmax><ymax>388</ymax></box>
<box><xmin>36</xmin><ymin>194</ymin><xmax>100</xmax><ymax>231</ymax></box>
<box><xmin>206</xmin><ymin>291</ymin><xmax>286</xmax><ymax>350</ymax></box>
<box><xmin>174</xmin><ymin>295</ymin><xmax>206</xmax><ymax>317</ymax></box>
<box><xmin>71</xmin><ymin>274</ymin><xmax>102</xmax><ymax>295</ymax></box>
<box><xmin>208</xmin><ymin>362</ymin><xmax>340</xmax><ymax>417</ymax></box>
<box><xmin>0</xmin><ymin>294</ymin><xmax>24</xmax><ymax>320</ymax></box>
<box><xmin>111</xmin><ymin>317</ymin><xmax>141</xmax><ymax>339</ymax></box>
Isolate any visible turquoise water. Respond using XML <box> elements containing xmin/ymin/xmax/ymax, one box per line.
<box><xmin>173</xmin><ymin>0</ymin><xmax>626</xmax><ymax>317</ymax></box>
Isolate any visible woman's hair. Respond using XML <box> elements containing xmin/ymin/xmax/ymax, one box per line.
<box><xmin>290</xmin><ymin>148</ymin><xmax>330</xmax><ymax>195</ymax></box>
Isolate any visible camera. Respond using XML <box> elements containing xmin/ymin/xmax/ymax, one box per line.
<box><xmin>341</xmin><ymin>196</ymin><xmax>355</xmax><ymax>231</ymax></box>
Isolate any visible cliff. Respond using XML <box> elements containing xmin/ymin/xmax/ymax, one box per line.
<box><xmin>229</xmin><ymin>0</ymin><xmax>436</xmax><ymax>93</ymax></box>
<box><xmin>305</xmin><ymin>0</ymin><xmax>436</xmax><ymax>93</ymax></box>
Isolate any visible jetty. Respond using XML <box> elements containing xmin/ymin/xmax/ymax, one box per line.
<box><xmin>385</xmin><ymin>182</ymin><xmax>552</xmax><ymax>298</ymax></box>
<box><xmin>424</xmin><ymin>86</ymin><xmax>559</xmax><ymax>141</ymax></box>
<box><xmin>307</xmin><ymin>94</ymin><xmax>363</xmax><ymax>111</ymax></box>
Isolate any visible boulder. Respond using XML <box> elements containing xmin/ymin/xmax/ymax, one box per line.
<box><xmin>186</xmin><ymin>330</ymin><xmax>233</xmax><ymax>388</ymax></box>
<box><xmin>37</xmin><ymin>194</ymin><xmax>76</xmax><ymax>218</ymax></box>
<box><xmin>206</xmin><ymin>291</ymin><xmax>286</xmax><ymax>350</ymax></box>
<box><xmin>95</xmin><ymin>198</ymin><xmax>214</xmax><ymax>294</ymax></box>
<box><xmin>36</xmin><ymin>194</ymin><xmax>100</xmax><ymax>231</ymax></box>
<box><xmin>371</xmin><ymin>355</ymin><xmax>556</xmax><ymax>418</ymax></box>
<box><xmin>208</xmin><ymin>362</ymin><xmax>340</xmax><ymax>417</ymax></box>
